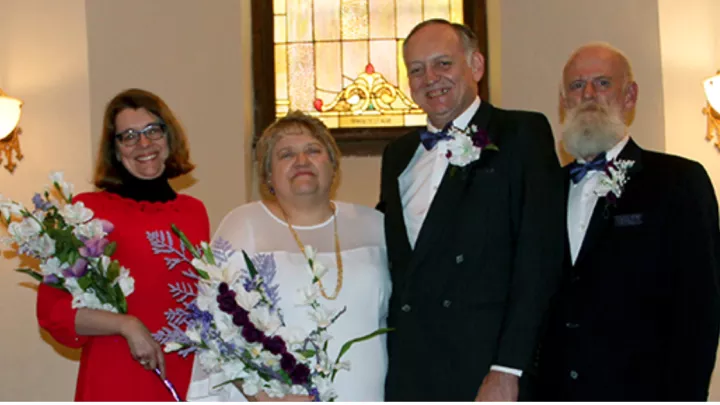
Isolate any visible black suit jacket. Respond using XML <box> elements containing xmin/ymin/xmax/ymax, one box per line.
<box><xmin>378</xmin><ymin>102</ymin><xmax>565</xmax><ymax>401</ymax></box>
<box><xmin>536</xmin><ymin>138</ymin><xmax>720</xmax><ymax>401</ymax></box>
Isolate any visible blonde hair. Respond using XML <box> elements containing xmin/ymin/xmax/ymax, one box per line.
<box><xmin>255</xmin><ymin>111</ymin><xmax>341</xmax><ymax>195</ymax></box>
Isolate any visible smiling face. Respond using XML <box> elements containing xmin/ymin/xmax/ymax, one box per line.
<box><xmin>561</xmin><ymin>45</ymin><xmax>638</xmax><ymax>159</ymax></box>
<box><xmin>114</xmin><ymin>107</ymin><xmax>169</xmax><ymax>180</ymax></box>
<box><xmin>268</xmin><ymin>125</ymin><xmax>334</xmax><ymax>201</ymax></box>
<box><xmin>404</xmin><ymin>23</ymin><xmax>485</xmax><ymax>128</ymax></box>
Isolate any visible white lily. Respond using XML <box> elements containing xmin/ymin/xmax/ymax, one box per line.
<box><xmin>249</xmin><ymin>306</ymin><xmax>282</xmax><ymax>334</ymax></box>
<box><xmin>60</xmin><ymin>201</ymin><xmax>93</xmax><ymax>225</ymax></box>
<box><xmin>163</xmin><ymin>342</ymin><xmax>183</xmax><ymax>353</ymax></box>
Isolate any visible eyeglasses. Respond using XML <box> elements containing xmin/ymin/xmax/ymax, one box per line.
<box><xmin>114</xmin><ymin>123</ymin><xmax>167</xmax><ymax>147</ymax></box>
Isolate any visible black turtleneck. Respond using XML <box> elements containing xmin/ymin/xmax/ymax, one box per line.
<box><xmin>106</xmin><ymin>164</ymin><xmax>177</xmax><ymax>203</ymax></box>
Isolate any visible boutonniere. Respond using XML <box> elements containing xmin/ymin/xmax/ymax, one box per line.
<box><xmin>444</xmin><ymin>124</ymin><xmax>498</xmax><ymax>168</ymax></box>
<box><xmin>594</xmin><ymin>159</ymin><xmax>635</xmax><ymax>208</ymax></box>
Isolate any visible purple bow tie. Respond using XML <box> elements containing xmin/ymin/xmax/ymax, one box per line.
<box><xmin>569</xmin><ymin>152</ymin><xmax>607</xmax><ymax>184</ymax></box>
<box><xmin>420</xmin><ymin>122</ymin><xmax>454</xmax><ymax>151</ymax></box>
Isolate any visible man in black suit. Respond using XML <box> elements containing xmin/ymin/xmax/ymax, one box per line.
<box><xmin>377</xmin><ymin>19</ymin><xmax>565</xmax><ymax>401</ymax></box>
<box><xmin>535</xmin><ymin>42</ymin><xmax>720</xmax><ymax>401</ymax></box>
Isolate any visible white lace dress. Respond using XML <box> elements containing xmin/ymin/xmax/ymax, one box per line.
<box><xmin>186</xmin><ymin>201</ymin><xmax>391</xmax><ymax>402</ymax></box>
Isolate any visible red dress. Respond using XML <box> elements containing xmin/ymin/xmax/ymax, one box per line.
<box><xmin>37</xmin><ymin>191</ymin><xmax>210</xmax><ymax>401</ymax></box>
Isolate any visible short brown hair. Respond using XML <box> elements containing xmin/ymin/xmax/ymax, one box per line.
<box><xmin>255</xmin><ymin>111</ymin><xmax>340</xmax><ymax>193</ymax></box>
<box><xmin>93</xmin><ymin>88</ymin><xmax>195</xmax><ymax>188</ymax></box>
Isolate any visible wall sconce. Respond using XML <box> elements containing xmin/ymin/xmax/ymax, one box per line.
<box><xmin>0</xmin><ymin>89</ymin><xmax>23</xmax><ymax>173</ymax></box>
<box><xmin>703</xmin><ymin>71</ymin><xmax>720</xmax><ymax>151</ymax></box>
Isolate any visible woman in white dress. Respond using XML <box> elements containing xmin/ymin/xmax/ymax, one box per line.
<box><xmin>186</xmin><ymin>111</ymin><xmax>390</xmax><ymax>402</ymax></box>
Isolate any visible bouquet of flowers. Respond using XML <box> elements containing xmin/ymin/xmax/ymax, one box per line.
<box><xmin>1</xmin><ymin>172</ymin><xmax>134</xmax><ymax>313</ymax></box>
<box><xmin>153</xmin><ymin>225</ymin><xmax>391</xmax><ymax>401</ymax></box>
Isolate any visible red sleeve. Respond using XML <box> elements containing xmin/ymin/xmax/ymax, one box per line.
<box><xmin>35</xmin><ymin>192</ymin><xmax>98</xmax><ymax>348</ymax></box>
<box><xmin>36</xmin><ymin>283</ymin><xmax>88</xmax><ymax>348</ymax></box>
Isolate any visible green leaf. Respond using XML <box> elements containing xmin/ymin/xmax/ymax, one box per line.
<box><xmin>113</xmin><ymin>284</ymin><xmax>128</xmax><ymax>314</ymax></box>
<box><xmin>242</xmin><ymin>250</ymin><xmax>257</xmax><ymax>279</ymax></box>
<box><xmin>16</xmin><ymin>268</ymin><xmax>43</xmax><ymax>282</ymax></box>
<box><xmin>196</xmin><ymin>268</ymin><xmax>210</xmax><ymax>279</ymax></box>
<box><xmin>106</xmin><ymin>261</ymin><xmax>120</xmax><ymax>282</ymax></box>
<box><xmin>276</xmin><ymin>369</ymin><xmax>292</xmax><ymax>386</ymax></box>
<box><xmin>202</xmin><ymin>242</ymin><xmax>216</xmax><ymax>266</ymax></box>
<box><xmin>331</xmin><ymin>327</ymin><xmax>394</xmax><ymax>382</ymax></box>
<box><xmin>171</xmin><ymin>224</ymin><xmax>200</xmax><ymax>258</ymax></box>
<box><xmin>77</xmin><ymin>273</ymin><xmax>92</xmax><ymax>290</ymax></box>
<box><xmin>104</xmin><ymin>241</ymin><xmax>117</xmax><ymax>256</ymax></box>
<box><xmin>297</xmin><ymin>349</ymin><xmax>316</xmax><ymax>359</ymax></box>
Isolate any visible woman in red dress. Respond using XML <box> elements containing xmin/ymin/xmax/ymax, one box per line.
<box><xmin>37</xmin><ymin>89</ymin><xmax>210</xmax><ymax>401</ymax></box>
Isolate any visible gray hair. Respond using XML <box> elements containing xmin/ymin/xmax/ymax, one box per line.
<box><xmin>403</xmin><ymin>19</ymin><xmax>480</xmax><ymax>64</ymax></box>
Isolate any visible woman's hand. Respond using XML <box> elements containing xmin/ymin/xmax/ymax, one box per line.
<box><xmin>120</xmin><ymin>315</ymin><xmax>166</xmax><ymax>378</ymax></box>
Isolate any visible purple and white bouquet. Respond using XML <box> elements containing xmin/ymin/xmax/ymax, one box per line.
<box><xmin>154</xmin><ymin>226</ymin><xmax>391</xmax><ymax>401</ymax></box>
<box><xmin>1</xmin><ymin>172</ymin><xmax>134</xmax><ymax>313</ymax></box>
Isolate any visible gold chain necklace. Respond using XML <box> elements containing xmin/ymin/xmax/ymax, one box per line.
<box><xmin>280</xmin><ymin>202</ymin><xmax>343</xmax><ymax>300</ymax></box>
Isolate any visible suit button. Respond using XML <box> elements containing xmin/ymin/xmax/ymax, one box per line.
<box><xmin>442</xmin><ymin>300</ymin><xmax>452</xmax><ymax>308</ymax></box>
<box><xmin>570</xmin><ymin>370</ymin><xmax>579</xmax><ymax>380</ymax></box>
<box><xmin>565</xmin><ymin>322</ymin><xmax>579</xmax><ymax>329</ymax></box>
<box><xmin>401</xmin><ymin>304</ymin><xmax>411</xmax><ymax>313</ymax></box>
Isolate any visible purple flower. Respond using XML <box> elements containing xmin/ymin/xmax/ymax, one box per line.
<box><xmin>79</xmin><ymin>237</ymin><xmax>109</xmax><ymax>258</ymax></box>
<box><xmin>32</xmin><ymin>193</ymin><xmax>53</xmax><ymax>211</ymax></box>
<box><xmin>280</xmin><ymin>352</ymin><xmax>297</xmax><ymax>372</ymax></box>
<box><xmin>308</xmin><ymin>387</ymin><xmax>320</xmax><ymax>402</ymax></box>
<box><xmin>241</xmin><ymin>324</ymin><xmax>265</xmax><ymax>343</ymax></box>
<box><xmin>216</xmin><ymin>291</ymin><xmax>237</xmax><ymax>313</ymax></box>
<box><xmin>290</xmin><ymin>363</ymin><xmax>311</xmax><ymax>385</ymax></box>
<box><xmin>263</xmin><ymin>335</ymin><xmax>286</xmax><ymax>355</ymax></box>
<box><xmin>63</xmin><ymin>258</ymin><xmax>88</xmax><ymax>278</ymax></box>
<box><xmin>98</xmin><ymin>219</ymin><xmax>114</xmax><ymax>234</ymax></box>
<box><xmin>43</xmin><ymin>274</ymin><xmax>60</xmax><ymax>284</ymax></box>
<box><xmin>471</xmin><ymin>129</ymin><xmax>491</xmax><ymax>148</ymax></box>
<box><xmin>218</xmin><ymin>282</ymin><xmax>229</xmax><ymax>295</ymax></box>
<box><xmin>232</xmin><ymin>308</ymin><xmax>249</xmax><ymax>327</ymax></box>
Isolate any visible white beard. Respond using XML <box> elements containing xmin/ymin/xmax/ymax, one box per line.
<box><xmin>562</xmin><ymin>101</ymin><xmax>627</xmax><ymax>160</ymax></box>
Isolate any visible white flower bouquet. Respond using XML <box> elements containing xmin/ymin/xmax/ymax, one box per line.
<box><xmin>1</xmin><ymin>172</ymin><xmax>134</xmax><ymax>313</ymax></box>
<box><xmin>153</xmin><ymin>225</ymin><xmax>391</xmax><ymax>401</ymax></box>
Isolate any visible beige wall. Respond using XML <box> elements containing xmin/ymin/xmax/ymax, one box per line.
<box><xmin>1</xmin><ymin>0</ymin><xmax>720</xmax><ymax>401</ymax></box>
<box><xmin>0</xmin><ymin>0</ymin><xmax>92</xmax><ymax>400</ymax></box>
<box><xmin>657</xmin><ymin>0</ymin><xmax>720</xmax><ymax>399</ymax></box>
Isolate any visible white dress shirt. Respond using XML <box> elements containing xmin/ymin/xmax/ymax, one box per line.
<box><xmin>568</xmin><ymin>136</ymin><xmax>630</xmax><ymax>264</ymax></box>
<box><xmin>397</xmin><ymin>97</ymin><xmax>522</xmax><ymax>377</ymax></box>
<box><xmin>398</xmin><ymin>97</ymin><xmax>481</xmax><ymax>248</ymax></box>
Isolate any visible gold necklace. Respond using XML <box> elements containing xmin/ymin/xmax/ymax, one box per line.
<box><xmin>280</xmin><ymin>202</ymin><xmax>343</xmax><ymax>300</ymax></box>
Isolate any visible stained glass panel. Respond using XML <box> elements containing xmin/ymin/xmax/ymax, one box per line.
<box><xmin>341</xmin><ymin>0</ymin><xmax>369</xmax><ymax>40</ymax></box>
<box><xmin>314</xmin><ymin>0</ymin><xmax>341</xmax><ymax>41</ymax></box>
<box><xmin>274</xmin><ymin>0</ymin><xmax>464</xmax><ymax>128</ymax></box>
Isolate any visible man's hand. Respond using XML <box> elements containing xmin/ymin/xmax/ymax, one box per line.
<box><xmin>475</xmin><ymin>370</ymin><xmax>519</xmax><ymax>401</ymax></box>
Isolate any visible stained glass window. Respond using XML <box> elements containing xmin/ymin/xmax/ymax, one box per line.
<box><xmin>273</xmin><ymin>0</ymin><xmax>465</xmax><ymax>129</ymax></box>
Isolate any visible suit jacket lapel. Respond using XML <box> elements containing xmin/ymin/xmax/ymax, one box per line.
<box><xmin>409</xmin><ymin>102</ymin><xmax>495</xmax><ymax>269</ymax></box>
<box><xmin>385</xmin><ymin>131</ymin><xmax>421</xmax><ymax>262</ymax></box>
<box><xmin>572</xmin><ymin>137</ymin><xmax>644</xmax><ymax>267</ymax></box>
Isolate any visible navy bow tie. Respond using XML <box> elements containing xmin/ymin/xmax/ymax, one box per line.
<box><xmin>569</xmin><ymin>152</ymin><xmax>608</xmax><ymax>184</ymax></box>
<box><xmin>420</xmin><ymin>122</ymin><xmax>454</xmax><ymax>151</ymax></box>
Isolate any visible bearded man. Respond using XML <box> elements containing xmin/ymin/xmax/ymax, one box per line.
<box><xmin>534</xmin><ymin>43</ymin><xmax>720</xmax><ymax>401</ymax></box>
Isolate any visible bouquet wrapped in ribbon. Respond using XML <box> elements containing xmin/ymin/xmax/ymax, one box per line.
<box><xmin>154</xmin><ymin>225</ymin><xmax>391</xmax><ymax>401</ymax></box>
<box><xmin>2</xmin><ymin>172</ymin><xmax>134</xmax><ymax>312</ymax></box>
